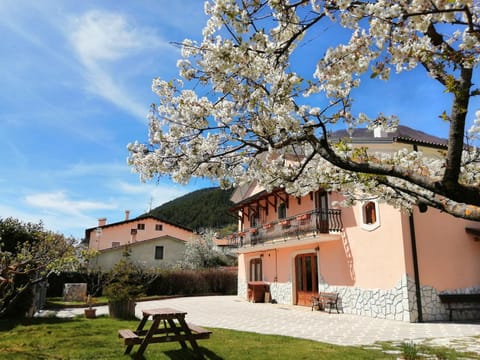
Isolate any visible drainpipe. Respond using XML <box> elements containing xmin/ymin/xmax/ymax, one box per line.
<box><xmin>409</xmin><ymin>207</ymin><xmax>423</xmax><ymax>322</ymax></box>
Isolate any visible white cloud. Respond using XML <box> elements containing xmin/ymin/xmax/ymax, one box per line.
<box><xmin>67</xmin><ymin>10</ymin><xmax>168</xmax><ymax>119</ymax></box>
<box><xmin>24</xmin><ymin>191</ymin><xmax>116</xmax><ymax>215</ymax></box>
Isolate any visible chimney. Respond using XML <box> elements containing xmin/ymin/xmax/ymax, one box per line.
<box><xmin>373</xmin><ymin>126</ymin><xmax>386</xmax><ymax>138</ymax></box>
<box><xmin>125</xmin><ymin>210</ymin><xmax>130</xmax><ymax>221</ymax></box>
<box><xmin>98</xmin><ymin>218</ymin><xmax>107</xmax><ymax>227</ymax></box>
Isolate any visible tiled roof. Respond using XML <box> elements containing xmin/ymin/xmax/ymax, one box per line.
<box><xmin>330</xmin><ymin>125</ymin><xmax>448</xmax><ymax>148</ymax></box>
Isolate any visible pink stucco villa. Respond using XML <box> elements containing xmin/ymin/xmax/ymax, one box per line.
<box><xmin>229</xmin><ymin>126</ymin><xmax>480</xmax><ymax>322</ymax></box>
<box><xmin>86</xmin><ymin>211</ymin><xmax>194</xmax><ymax>270</ymax></box>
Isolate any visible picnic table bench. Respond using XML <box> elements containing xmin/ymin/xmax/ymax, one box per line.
<box><xmin>118</xmin><ymin>307</ymin><xmax>211</xmax><ymax>359</ymax></box>
<box><xmin>311</xmin><ymin>292</ymin><xmax>340</xmax><ymax>313</ymax></box>
<box><xmin>439</xmin><ymin>293</ymin><xmax>480</xmax><ymax>321</ymax></box>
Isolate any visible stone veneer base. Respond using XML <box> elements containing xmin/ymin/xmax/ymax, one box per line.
<box><xmin>238</xmin><ymin>275</ymin><xmax>480</xmax><ymax>322</ymax></box>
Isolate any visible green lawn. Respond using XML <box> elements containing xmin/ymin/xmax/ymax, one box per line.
<box><xmin>1</xmin><ymin>316</ymin><xmax>477</xmax><ymax>359</ymax></box>
<box><xmin>0</xmin><ymin>316</ymin><xmax>393</xmax><ymax>360</ymax></box>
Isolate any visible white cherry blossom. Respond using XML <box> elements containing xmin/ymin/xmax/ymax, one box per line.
<box><xmin>129</xmin><ymin>0</ymin><xmax>480</xmax><ymax>221</ymax></box>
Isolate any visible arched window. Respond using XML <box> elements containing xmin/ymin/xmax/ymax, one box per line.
<box><xmin>363</xmin><ymin>201</ymin><xmax>376</xmax><ymax>224</ymax></box>
<box><xmin>361</xmin><ymin>200</ymin><xmax>380</xmax><ymax>231</ymax></box>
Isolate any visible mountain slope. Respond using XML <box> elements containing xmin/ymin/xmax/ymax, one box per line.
<box><xmin>145</xmin><ymin>187</ymin><xmax>236</xmax><ymax>231</ymax></box>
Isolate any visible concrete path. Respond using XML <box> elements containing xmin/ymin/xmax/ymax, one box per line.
<box><xmin>48</xmin><ymin>295</ymin><xmax>480</xmax><ymax>351</ymax></box>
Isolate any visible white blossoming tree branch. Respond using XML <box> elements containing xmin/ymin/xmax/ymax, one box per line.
<box><xmin>128</xmin><ymin>0</ymin><xmax>480</xmax><ymax>220</ymax></box>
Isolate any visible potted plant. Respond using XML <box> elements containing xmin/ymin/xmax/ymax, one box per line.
<box><xmin>102</xmin><ymin>252</ymin><xmax>145</xmax><ymax>320</ymax></box>
<box><xmin>84</xmin><ymin>295</ymin><xmax>96</xmax><ymax>319</ymax></box>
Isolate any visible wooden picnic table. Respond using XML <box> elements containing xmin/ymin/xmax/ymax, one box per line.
<box><xmin>118</xmin><ymin>307</ymin><xmax>211</xmax><ymax>359</ymax></box>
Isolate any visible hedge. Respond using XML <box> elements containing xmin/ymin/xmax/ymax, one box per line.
<box><xmin>47</xmin><ymin>268</ymin><xmax>237</xmax><ymax>298</ymax></box>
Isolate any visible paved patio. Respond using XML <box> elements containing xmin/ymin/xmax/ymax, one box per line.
<box><xmin>50</xmin><ymin>295</ymin><xmax>480</xmax><ymax>353</ymax></box>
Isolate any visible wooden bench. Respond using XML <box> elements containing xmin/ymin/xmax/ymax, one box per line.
<box><xmin>311</xmin><ymin>292</ymin><xmax>340</xmax><ymax>313</ymax></box>
<box><xmin>118</xmin><ymin>323</ymin><xmax>211</xmax><ymax>345</ymax></box>
<box><xmin>187</xmin><ymin>323</ymin><xmax>212</xmax><ymax>339</ymax></box>
<box><xmin>118</xmin><ymin>329</ymin><xmax>142</xmax><ymax>346</ymax></box>
<box><xmin>439</xmin><ymin>293</ymin><xmax>480</xmax><ymax>321</ymax></box>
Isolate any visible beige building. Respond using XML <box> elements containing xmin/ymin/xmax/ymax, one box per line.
<box><xmin>86</xmin><ymin>212</ymin><xmax>195</xmax><ymax>271</ymax></box>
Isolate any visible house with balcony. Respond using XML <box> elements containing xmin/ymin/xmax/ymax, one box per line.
<box><xmin>229</xmin><ymin>126</ymin><xmax>480</xmax><ymax>322</ymax></box>
<box><xmin>86</xmin><ymin>211</ymin><xmax>195</xmax><ymax>271</ymax></box>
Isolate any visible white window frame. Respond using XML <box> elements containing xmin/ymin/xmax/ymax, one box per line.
<box><xmin>360</xmin><ymin>200</ymin><xmax>380</xmax><ymax>231</ymax></box>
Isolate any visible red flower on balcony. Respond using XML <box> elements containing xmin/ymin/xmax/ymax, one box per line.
<box><xmin>249</xmin><ymin>228</ymin><xmax>258</xmax><ymax>234</ymax></box>
<box><xmin>263</xmin><ymin>223</ymin><xmax>273</xmax><ymax>230</ymax></box>
<box><xmin>296</xmin><ymin>214</ymin><xmax>311</xmax><ymax>221</ymax></box>
<box><xmin>279</xmin><ymin>219</ymin><xmax>290</xmax><ymax>226</ymax></box>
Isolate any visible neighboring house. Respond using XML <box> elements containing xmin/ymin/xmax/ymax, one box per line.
<box><xmin>228</xmin><ymin>126</ymin><xmax>480</xmax><ymax>322</ymax></box>
<box><xmin>86</xmin><ymin>211</ymin><xmax>194</xmax><ymax>271</ymax></box>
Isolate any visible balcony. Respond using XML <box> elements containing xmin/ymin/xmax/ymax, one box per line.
<box><xmin>227</xmin><ymin>208</ymin><xmax>343</xmax><ymax>248</ymax></box>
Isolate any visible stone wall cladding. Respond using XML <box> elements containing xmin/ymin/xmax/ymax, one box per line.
<box><xmin>63</xmin><ymin>283</ymin><xmax>87</xmax><ymax>302</ymax></box>
<box><xmin>269</xmin><ymin>282</ymin><xmax>292</xmax><ymax>304</ymax></box>
<box><xmin>238</xmin><ymin>280</ymin><xmax>292</xmax><ymax>304</ymax></box>
<box><xmin>319</xmin><ymin>275</ymin><xmax>413</xmax><ymax>322</ymax></box>
<box><xmin>238</xmin><ymin>280</ymin><xmax>247</xmax><ymax>300</ymax></box>
<box><xmin>238</xmin><ymin>276</ymin><xmax>480</xmax><ymax>322</ymax></box>
<box><xmin>421</xmin><ymin>284</ymin><xmax>480</xmax><ymax>322</ymax></box>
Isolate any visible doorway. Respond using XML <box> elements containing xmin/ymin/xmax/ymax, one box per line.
<box><xmin>295</xmin><ymin>253</ymin><xmax>318</xmax><ymax>306</ymax></box>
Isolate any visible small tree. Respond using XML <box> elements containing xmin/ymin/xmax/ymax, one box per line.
<box><xmin>0</xmin><ymin>218</ymin><xmax>82</xmax><ymax>318</ymax></box>
<box><xmin>181</xmin><ymin>231</ymin><xmax>230</xmax><ymax>269</ymax></box>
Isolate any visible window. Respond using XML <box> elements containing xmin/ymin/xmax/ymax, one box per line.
<box><xmin>250</xmin><ymin>212</ymin><xmax>259</xmax><ymax>227</ymax></box>
<box><xmin>155</xmin><ymin>224</ymin><xmax>163</xmax><ymax>231</ymax></box>
<box><xmin>278</xmin><ymin>203</ymin><xmax>287</xmax><ymax>219</ymax></box>
<box><xmin>137</xmin><ymin>223</ymin><xmax>145</xmax><ymax>230</ymax></box>
<box><xmin>249</xmin><ymin>258</ymin><xmax>262</xmax><ymax>281</ymax></box>
<box><xmin>363</xmin><ymin>202</ymin><xmax>376</xmax><ymax>224</ymax></box>
<box><xmin>361</xmin><ymin>200</ymin><xmax>380</xmax><ymax>231</ymax></box>
<box><xmin>111</xmin><ymin>242</ymin><xmax>120</xmax><ymax>248</ymax></box>
<box><xmin>130</xmin><ymin>228</ymin><xmax>137</xmax><ymax>235</ymax></box>
<box><xmin>155</xmin><ymin>246</ymin><xmax>164</xmax><ymax>260</ymax></box>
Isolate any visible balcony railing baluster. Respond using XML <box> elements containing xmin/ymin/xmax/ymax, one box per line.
<box><xmin>227</xmin><ymin>208</ymin><xmax>343</xmax><ymax>248</ymax></box>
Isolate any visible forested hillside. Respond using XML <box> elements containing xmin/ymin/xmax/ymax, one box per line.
<box><xmin>145</xmin><ymin>187</ymin><xmax>236</xmax><ymax>232</ymax></box>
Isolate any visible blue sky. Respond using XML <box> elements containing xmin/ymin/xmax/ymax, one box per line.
<box><xmin>0</xmin><ymin>1</ymin><xmax>212</xmax><ymax>240</ymax></box>
<box><xmin>0</xmin><ymin>1</ymin><xmax>477</xmax><ymax>240</ymax></box>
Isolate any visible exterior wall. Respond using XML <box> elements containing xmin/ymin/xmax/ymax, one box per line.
<box><xmin>339</xmin><ymin>202</ymin><xmax>408</xmax><ymax>289</ymax></box>
<box><xmin>412</xmin><ymin>208</ymin><xmax>480</xmax><ymax>291</ymax></box>
<box><xmin>88</xmin><ymin>217</ymin><xmax>193</xmax><ymax>251</ymax></box>
<box><xmin>91</xmin><ymin>236</ymin><xmax>186</xmax><ymax>271</ymax></box>
<box><xmin>402</xmin><ymin>208</ymin><xmax>480</xmax><ymax>321</ymax></box>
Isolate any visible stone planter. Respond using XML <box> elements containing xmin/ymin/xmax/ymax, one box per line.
<box><xmin>108</xmin><ymin>300</ymin><xmax>136</xmax><ymax>320</ymax></box>
<box><xmin>84</xmin><ymin>308</ymin><xmax>97</xmax><ymax>319</ymax></box>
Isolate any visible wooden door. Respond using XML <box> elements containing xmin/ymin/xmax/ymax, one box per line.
<box><xmin>295</xmin><ymin>253</ymin><xmax>318</xmax><ymax>306</ymax></box>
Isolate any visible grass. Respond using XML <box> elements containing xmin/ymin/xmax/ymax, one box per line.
<box><xmin>0</xmin><ymin>316</ymin><xmax>394</xmax><ymax>360</ymax></box>
<box><xmin>1</xmin><ymin>316</ymin><xmax>479</xmax><ymax>359</ymax></box>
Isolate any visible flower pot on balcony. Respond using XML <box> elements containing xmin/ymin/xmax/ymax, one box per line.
<box><xmin>296</xmin><ymin>214</ymin><xmax>310</xmax><ymax>221</ymax></box>
<box><xmin>249</xmin><ymin>228</ymin><xmax>258</xmax><ymax>234</ymax></box>
<box><xmin>279</xmin><ymin>220</ymin><xmax>290</xmax><ymax>226</ymax></box>
<box><xmin>263</xmin><ymin>223</ymin><xmax>273</xmax><ymax>230</ymax></box>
